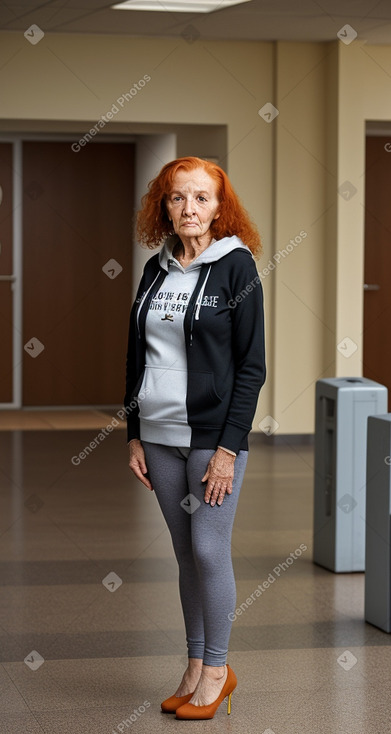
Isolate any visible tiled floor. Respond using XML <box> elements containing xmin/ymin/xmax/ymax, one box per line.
<box><xmin>0</xmin><ymin>417</ymin><xmax>390</xmax><ymax>733</ymax></box>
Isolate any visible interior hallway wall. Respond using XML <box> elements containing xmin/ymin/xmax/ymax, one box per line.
<box><xmin>133</xmin><ymin>134</ymin><xmax>177</xmax><ymax>295</ymax></box>
<box><xmin>272</xmin><ymin>40</ymin><xmax>391</xmax><ymax>434</ymax></box>
<box><xmin>0</xmin><ymin>32</ymin><xmax>274</xmax><ymax>433</ymax></box>
<box><xmin>335</xmin><ymin>40</ymin><xmax>391</xmax><ymax>376</ymax></box>
<box><xmin>273</xmin><ymin>41</ymin><xmax>331</xmax><ymax>435</ymax></box>
<box><xmin>2</xmin><ymin>32</ymin><xmax>390</xmax><ymax>433</ymax></box>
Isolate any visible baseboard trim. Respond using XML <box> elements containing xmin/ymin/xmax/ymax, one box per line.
<box><xmin>250</xmin><ymin>432</ymin><xmax>314</xmax><ymax>445</ymax></box>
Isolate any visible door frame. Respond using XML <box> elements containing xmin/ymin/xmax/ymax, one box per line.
<box><xmin>0</xmin><ymin>136</ymin><xmax>22</xmax><ymax>408</ymax></box>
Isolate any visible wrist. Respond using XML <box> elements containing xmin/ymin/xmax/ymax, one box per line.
<box><xmin>217</xmin><ymin>445</ymin><xmax>237</xmax><ymax>457</ymax></box>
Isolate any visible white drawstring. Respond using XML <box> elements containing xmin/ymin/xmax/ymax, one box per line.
<box><xmin>194</xmin><ymin>265</ymin><xmax>212</xmax><ymax>320</ymax></box>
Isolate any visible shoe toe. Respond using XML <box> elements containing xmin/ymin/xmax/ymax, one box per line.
<box><xmin>161</xmin><ymin>692</ymin><xmax>193</xmax><ymax>713</ymax></box>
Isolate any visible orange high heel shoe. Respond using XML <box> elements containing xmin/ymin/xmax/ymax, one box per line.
<box><xmin>175</xmin><ymin>664</ymin><xmax>237</xmax><ymax>720</ymax></box>
<box><xmin>161</xmin><ymin>692</ymin><xmax>194</xmax><ymax>713</ymax></box>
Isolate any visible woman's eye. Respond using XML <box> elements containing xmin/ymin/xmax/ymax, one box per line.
<box><xmin>198</xmin><ymin>196</ymin><xmax>207</xmax><ymax>202</ymax></box>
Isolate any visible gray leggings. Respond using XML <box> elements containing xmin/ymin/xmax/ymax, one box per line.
<box><xmin>141</xmin><ymin>441</ymin><xmax>248</xmax><ymax>666</ymax></box>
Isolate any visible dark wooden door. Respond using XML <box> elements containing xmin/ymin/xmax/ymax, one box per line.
<box><xmin>22</xmin><ymin>141</ymin><xmax>134</xmax><ymax>405</ymax></box>
<box><xmin>0</xmin><ymin>143</ymin><xmax>14</xmax><ymax>403</ymax></box>
<box><xmin>363</xmin><ymin>135</ymin><xmax>391</xmax><ymax>409</ymax></box>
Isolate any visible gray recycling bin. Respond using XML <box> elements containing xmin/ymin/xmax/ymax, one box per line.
<box><xmin>313</xmin><ymin>377</ymin><xmax>388</xmax><ymax>573</ymax></box>
<box><xmin>365</xmin><ymin>415</ymin><xmax>391</xmax><ymax>633</ymax></box>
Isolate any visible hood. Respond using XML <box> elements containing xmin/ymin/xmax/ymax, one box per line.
<box><xmin>158</xmin><ymin>234</ymin><xmax>251</xmax><ymax>272</ymax></box>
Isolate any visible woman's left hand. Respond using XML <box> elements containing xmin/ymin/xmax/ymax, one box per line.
<box><xmin>202</xmin><ymin>448</ymin><xmax>236</xmax><ymax>506</ymax></box>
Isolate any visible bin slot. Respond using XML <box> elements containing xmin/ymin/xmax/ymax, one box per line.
<box><xmin>325</xmin><ymin>428</ymin><xmax>334</xmax><ymax>517</ymax></box>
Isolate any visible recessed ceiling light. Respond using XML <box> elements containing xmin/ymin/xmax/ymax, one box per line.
<box><xmin>111</xmin><ymin>0</ymin><xmax>251</xmax><ymax>13</ymax></box>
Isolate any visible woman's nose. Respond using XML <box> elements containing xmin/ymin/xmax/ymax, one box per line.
<box><xmin>183</xmin><ymin>198</ymin><xmax>195</xmax><ymax>215</ymax></box>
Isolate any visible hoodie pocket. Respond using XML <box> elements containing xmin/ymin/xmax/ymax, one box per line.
<box><xmin>138</xmin><ymin>365</ymin><xmax>189</xmax><ymax>424</ymax></box>
<box><xmin>187</xmin><ymin>370</ymin><xmax>224</xmax><ymax>421</ymax></box>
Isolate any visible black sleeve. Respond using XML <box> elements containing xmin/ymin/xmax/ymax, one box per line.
<box><xmin>123</xmin><ymin>268</ymin><xmax>148</xmax><ymax>444</ymax></box>
<box><xmin>218</xmin><ymin>256</ymin><xmax>266</xmax><ymax>454</ymax></box>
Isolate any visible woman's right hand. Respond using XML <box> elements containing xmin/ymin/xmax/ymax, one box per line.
<box><xmin>128</xmin><ymin>439</ymin><xmax>153</xmax><ymax>491</ymax></box>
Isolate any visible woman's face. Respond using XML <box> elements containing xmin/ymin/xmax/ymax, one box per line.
<box><xmin>165</xmin><ymin>167</ymin><xmax>220</xmax><ymax>242</ymax></box>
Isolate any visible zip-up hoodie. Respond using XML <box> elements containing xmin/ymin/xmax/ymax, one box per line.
<box><xmin>124</xmin><ymin>234</ymin><xmax>266</xmax><ymax>454</ymax></box>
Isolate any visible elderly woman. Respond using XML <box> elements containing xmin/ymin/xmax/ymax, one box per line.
<box><xmin>124</xmin><ymin>156</ymin><xmax>266</xmax><ymax>720</ymax></box>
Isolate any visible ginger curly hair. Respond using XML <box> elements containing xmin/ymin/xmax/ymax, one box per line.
<box><xmin>136</xmin><ymin>156</ymin><xmax>262</xmax><ymax>257</ymax></box>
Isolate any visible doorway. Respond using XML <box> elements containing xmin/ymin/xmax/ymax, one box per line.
<box><xmin>363</xmin><ymin>133</ymin><xmax>391</xmax><ymax>409</ymax></box>
<box><xmin>0</xmin><ymin>138</ymin><xmax>135</xmax><ymax>407</ymax></box>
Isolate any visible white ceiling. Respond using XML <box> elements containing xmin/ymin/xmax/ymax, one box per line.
<box><xmin>1</xmin><ymin>0</ymin><xmax>391</xmax><ymax>44</ymax></box>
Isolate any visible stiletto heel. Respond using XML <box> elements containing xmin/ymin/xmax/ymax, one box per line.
<box><xmin>176</xmin><ymin>664</ymin><xmax>237</xmax><ymax>720</ymax></box>
<box><xmin>227</xmin><ymin>692</ymin><xmax>232</xmax><ymax>715</ymax></box>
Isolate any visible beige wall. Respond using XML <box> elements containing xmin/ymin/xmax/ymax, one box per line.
<box><xmin>336</xmin><ymin>41</ymin><xmax>391</xmax><ymax>376</ymax></box>
<box><xmin>273</xmin><ymin>41</ymin><xmax>331</xmax><ymax>434</ymax></box>
<box><xmin>0</xmin><ymin>32</ymin><xmax>273</xmax><ymax>431</ymax></box>
<box><xmin>1</xmin><ymin>31</ymin><xmax>391</xmax><ymax>433</ymax></box>
<box><xmin>271</xmin><ymin>39</ymin><xmax>391</xmax><ymax>433</ymax></box>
